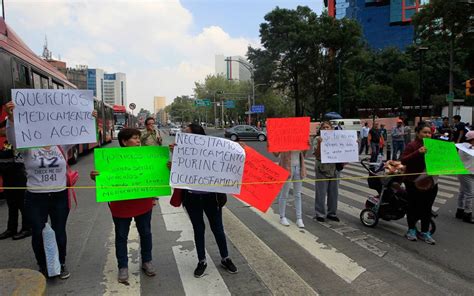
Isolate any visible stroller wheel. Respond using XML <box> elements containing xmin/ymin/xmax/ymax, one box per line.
<box><xmin>360</xmin><ymin>209</ymin><xmax>379</xmax><ymax>227</ymax></box>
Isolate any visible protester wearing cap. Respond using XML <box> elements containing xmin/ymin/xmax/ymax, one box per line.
<box><xmin>392</xmin><ymin>119</ymin><xmax>406</xmax><ymax>160</ymax></box>
<box><xmin>455</xmin><ymin>131</ymin><xmax>474</xmax><ymax>224</ymax></box>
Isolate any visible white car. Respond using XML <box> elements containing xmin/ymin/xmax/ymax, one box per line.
<box><xmin>169</xmin><ymin>127</ymin><xmax>181</xmax><ymax>136</ymax></box>
<box><xmin>113</xmin><ymin>125</ymin><xmax>123</xmax><ymax>139</ymax></box>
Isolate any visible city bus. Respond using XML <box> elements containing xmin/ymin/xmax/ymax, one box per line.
<box><xmin>0</xmin><ymin>17</ymin><xmax>110</xmax><ymax>165</ymax></box>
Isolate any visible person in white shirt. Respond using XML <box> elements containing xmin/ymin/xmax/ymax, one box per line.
<box><xmin>5</xmin><ymin>101</ymin><xmax>96</xmax><ymax>279</ymax></box>
<box><xmin>359</xmin><ymin>122</ymin><xmax>370</xmax><ymax>155</ymax></box>
<box><xmin>456</xmin><ymin>131</ymin><xmax>474</xmax><ymax>224</ymax></box>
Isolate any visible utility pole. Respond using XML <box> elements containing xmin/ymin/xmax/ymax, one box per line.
<box><xmin>448</xmin><ymin>38</ymin><xmax>454</xmax><ymax>125</ymax></box>
<box><xmin>338</xmin><ymin>59</ymin><xmax>342</xmax><ymax>114</ymax></box>
<box><xmin>1</xmin><ymin>0</ymin><xmax>5</xmax><ymax>20</ymax></box>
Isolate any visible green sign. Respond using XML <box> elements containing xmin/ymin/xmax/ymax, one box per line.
<box><xmin>195</xmin><ymin>99</ymin><xmax>211</xmax><ymax>107</ymax></box>
<box><xmin>94</xmin><ymin>146</ymin><xmax>171</xmax><ymax>202</ymax></box>
<box><xmin>446</xmin><ymin>93</ymin><xmax>454</xmax><ymax>102</ymax></box>
<box><xmin>423</xmin><ymin>138</ymin><xmax>469</xmax><ymax>175</ymax></box>
<box><xmin>224</xmin><ymin>100</ymin><xmax>235</xmax><ymax>108</ymax></box>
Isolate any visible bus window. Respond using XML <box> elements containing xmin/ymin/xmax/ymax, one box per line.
<box><xmin>41</xmin><ymin>76</ymin><xmax>50</xmax><ymax>89</ymax></box>
<box><xmin>32</xmin><ymin>71</ymin><xmax>49</xmax><ymax>89</ymax></box>
<box><xmin>12</xmin><ymin>59</ymin><xmax>30</xmax><ymax>88</ymax></box>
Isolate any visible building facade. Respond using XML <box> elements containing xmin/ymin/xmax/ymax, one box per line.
<box><xmin>87</xmin><ymin>68</ymin><xmax>105</xmax><ymax>101</ymax></box>
<box><xmin>215</xmin><ymin>54</ymin><xmax>252</xmax><ymax>81</ymax></box>
<box><xmin>102</xmin><ymin>72</ymin><xmax>127</xmax><ymax>106</ymax></box>
<box><xmin>326</xmin><ymin>0</ymin><xmax>427</xmax><ymax>50</ymax></box>
<box><xmin>153</xmin><ymin>96</ymin><xmax>168</xmax><ymax>124</ymax></box>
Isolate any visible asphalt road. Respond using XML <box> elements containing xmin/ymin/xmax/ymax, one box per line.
<box><xmin>0</xmin><ymin>128</ymin><xmax>472</xmax><ymax>295</ymax></box>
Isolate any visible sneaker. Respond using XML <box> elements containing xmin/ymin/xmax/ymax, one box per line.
<box><xmin>279</xmin><ymin>217</ymin><xmax>290</xmax><ymax>227</ymax></box>
<box><xmin>194</xmin><ymin>261</ymin><xmax>207</xmax><ymax>278</ymax></box>
<box><xmin>142</xmin><ymin>261</ymin><xmax>156</xmax><ymax>276</ymax></box>
<box><xmin>221</xmin><ymin>258</ymin><xmax>238</xmax><ymax>274</ymax></box>
<box><xmin>118</xmin><ymin>267</ymin><xmax>129</xmax><ymax>283</ymax></box>
<box><xmin>12</xmin><ymin>229</ymin><xmax>32</xmax><ymax>240</ymax></box>
<box><xmin>418</xmin><ymin>232</ymin><xmax>436</xmax><ymax>245</ymax></box>
<box><xmin>463</xmin><ymin>212</ymin><xmax>474</xmax><ymax>224</ymax></box>
<box><xmin>0</xmin><ymin>229</ymin><xmax>15</xmax><ymax>240</ymax></box>
<box><xmin>326</xmin><ymin>215</ymin><xmax>340</xmax><ymax>222</ymax></box>
<box><xmin>296</xmin><ymin>219</ymin><xmax>305</xmax><ymax>228</ymax></box>
<box><xmin>59</xmin><ymin>264</ymin><xmax>70</xmax><ymax>280</ymax></box>
<box><xmin>405</xmin><ymin>229</ymin><xmax>417</xmax><ymax>241</ymax></box>
<box><xmin>313</xmin><ymin>216</ymin><xmax>325</xmax><ymax>223</ymax></box>
<box><xmin>455</xmin><ymin>209</ymin><xmax>465</xmax><ymax>219</ymax></box>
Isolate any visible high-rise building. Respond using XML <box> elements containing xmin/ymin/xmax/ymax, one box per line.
<box><xmin>325</xmin><ymin>0</ymin><xmax>426</xmax><ymax>50</ymax></box>
<box><xmin>154</xmin><ymin>96</ymin><xmax>168</xmax><ymax>124</ymax></box>
<box><xmin>87</xmin><ymin>68</ymin><xmax>105</xmax><ymax>101</ymax></box>
<box><xmin>215</xmin><ymin>54</ymin><xmax>252</xmax><ymax>81</ymax></box>
<box><xmin>103</xmin><ymin>72</ymin><xmax>127</xmax><ymax>106</ymax></box>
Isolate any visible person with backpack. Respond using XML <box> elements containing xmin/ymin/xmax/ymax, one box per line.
<box><xmin>5</xmin><ymin>101</ymin><xmax>97</xmax><ymax>279</ymax></box>
<box><xmin>90</xmin><ymin>128</ymin><xmax>157</xmax><ymax>284</ymax></box>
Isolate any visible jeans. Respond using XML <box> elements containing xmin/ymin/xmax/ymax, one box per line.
<box><xmin>279</xmin><ymin>165</ymin><xmax>303</xmax><ymax>219</ymax></box>
<box><xmin>112</xmin><ymin>210</ymin><xmax>152</xmax><ymax>269</ymax></box>
<box><xmin>359</xmin><ymin>137</ymin><xmax>368</xmax><ymax>155</ymax></box>
<box><xmin>25</xmin><ymin>190</ymin><xmax>69</xmax><ymax>267</ymax></box>
<box><xmin>370</xmin><ymin>142</ymin><xmax>380</xmax><ymax>162</ymax></box>
<box><xmin>315</xmin><ymin>169</ymin><xmax>339</xmax><ymax>218</ymax></box>
<box><xmin>184</xmin><ymin>192</ymin><xmax>228</xmax><ymax>262</ymax></box>
<box><xmin>458</xmin><ymin>174</ymin><xmax>474</xmax><ymax>213</ymax></box>
<box><xmin>405</xmin><ymin>182</ymin><xmax>437</xmax><ymax>233</ymax></box>
<box><xmin>1</xmin><ymin>162</ymin><xmax>29</xmax><ymax>232</ymax></box>
<box><xmin>392</xmin><ymin>141</ymin><xmax>405</xmax><ymax>160</ymax></box>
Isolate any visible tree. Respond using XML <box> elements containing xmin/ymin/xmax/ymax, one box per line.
<box><xmin>362</xmin><ymin>84</ymin><xmax>397</xmax><ymax>120</ymax></box>
<box><xmin>165</xmin><ymin>96</ymin><xmax>197</xmax><ymax>123</ymax></box>
<box><xmin>392</xmin><ymin>70</ymin><xmax>419</xmax><ymax>108</ymax></box>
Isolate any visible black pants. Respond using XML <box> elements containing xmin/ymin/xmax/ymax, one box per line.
<box><xmin>0</xmin><ymin>162</ymin><xmax>28</xmax><ymax>232</ymax></box>
<box><xmin>359</xmin><ymin>138</ymin><xmax>368</xmax><ymax>154</ymax></box>
<box><xmin>25</xmin><ymin>190</ymin><xmax>69</xmax><ymax>267</ymax></box>
<box><xmin>405</xmin><ymin>182</ymin><xmax>437</xmax><ymax>233</ymax></box>
<box><xmin>183</xmin><ymin>192</ymin><xmax>228</xmax><ymax>262</ymax></box>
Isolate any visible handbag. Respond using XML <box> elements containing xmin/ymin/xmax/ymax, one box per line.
<box><xmin>170</xmin><ymin>188</ymin><xmax>183</xmax><ymax>207</ymax></box>
<box><xmin>336</xmin><ymin>163</ymin><xmax>345</xmax><ymax>171</ymax></box>
<box><xmin>414</xmin><ymin>173</ymin><xmax>436</xmax><ymax>192</ymax></box>
<box><xmin>58</xmin><ymin>146</ymin><xmax>78</xmax><ymax>208</ymax></box>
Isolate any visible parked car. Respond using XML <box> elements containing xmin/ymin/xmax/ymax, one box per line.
<box><xmin>224</xmin><ymin>125</ymin><xmax>267</xmax><ymax>142</ymax></box>
<box><xmin>169</xmin><ymin>126</ymin><xmax>181</xmax><ymax>136</ymax></box>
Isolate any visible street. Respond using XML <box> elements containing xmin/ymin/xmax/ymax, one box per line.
<box><xmin>0</xmin><ymin>129</ymin><xmax>473</xmax><ymax>296</ymax></box>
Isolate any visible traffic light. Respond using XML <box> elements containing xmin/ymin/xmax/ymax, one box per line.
<box><xmin>467</xmin><ymin>79</ymin><xmax>474</xmax><ymax>96</ymax></box>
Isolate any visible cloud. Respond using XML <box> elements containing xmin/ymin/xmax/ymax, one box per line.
<box><xmin>6</xmin><ymin>0</ymin><xmax>257</xmax><ymax>112</ymax></box>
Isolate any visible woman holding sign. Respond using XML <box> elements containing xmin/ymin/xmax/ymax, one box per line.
<box><xmin>5</xmin><ymin>101</ymin><xmax>96</xmax><ymax>279</ymax></box>
<box><xmin>313</xmin><ymin>122</ymin><xmax>340</xmax><ymax>223</ymax></box>
<box><xmin>401</xmin><ymin>122</ymin><xmax>438</xmax><ymax>245</ymax></box>
<box><xmin>169</xmin><ymin>123</ymin><xmax>237</xmax><ymax>278</ymax></box>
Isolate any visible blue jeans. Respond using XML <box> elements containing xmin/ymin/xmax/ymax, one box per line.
<box><xmin>112</xmin><ymin>210</ymin><xmax>153</xmax><ymax>269</ymax></box>
<box><xmin>392</xmin><ymin>141</ymin><xmax>405</xmax><ymax>160</ymax></box>
<box><xmin>370</xmin><ymin>142</ymin><xmax>380</xmax><ymax>162</ymax></box>
<box><xmin>279</xmin><ymin>165</ymin><xmax>303</xmax><ymax>219</ymax></box>
<box><xmin>183</xmin><ymin>192</ymin><xmax>228</xmax><ymax>262</ymax></box>
<box><xmin>25</xmin><ymin>190</ymin><xmax>69</xmax><ymax>267</ymax></box>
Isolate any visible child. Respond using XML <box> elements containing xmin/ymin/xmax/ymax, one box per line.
<box><xmin>90</xmin><ymin>128</ymin><xmax>156</xmax><ymax>283</ymax></box>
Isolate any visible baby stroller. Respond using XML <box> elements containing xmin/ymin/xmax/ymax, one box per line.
<box><xmin>359</xmin><ymin>158</ymin><xmax>437</xmax><ymax>234</ymax></box>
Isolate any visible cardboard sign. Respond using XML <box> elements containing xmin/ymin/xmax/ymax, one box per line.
<box><xmin>170</xmin><ymin>132</ymin><xmax>245</xmax><ymax>194</ymax></box>
<box><xmin>233</xmin><ymin>146</ymin><xmax>289</xmax><ymax>212</ymax></box>
<box><xmin>424</xmin><ymin>138</ymin><xmax>469</xmax><ymax>175</ymax></box>
<box><xmin>94</xmin><ymin>146</ymin><xmax>171</xmax><ymax>202</ymax></box>
<box><xmin>456</xmin><ymin>143</ymin><xmax>474</xmax><ymax>157</ymax></box>
<box><xmin>320</xmin><ymin>130</ymin><xmax>358</xmax><ymax>163</ymax></box>
<box><xmin>12</xmin><ymin>89</ymin><xmax>96</xmax><ymax>148</ymax></box>
<box><xmin>266</xmin><ymin>117</ymin><xmax>310</xmax><ymax>152</ymax></box>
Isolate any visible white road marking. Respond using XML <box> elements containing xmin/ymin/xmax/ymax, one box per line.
<box><xmin>103</xmin><ymin>219</ymin><xmax>141</xmax><ymax>295</ymax></box>
<box><xmin>159</xmin><ymin>198</ymin><xmax>231</xmax><ymax>296</ymax></box>
<box><xmin>245</xmin><ymin>202</ymin><xmax>366</xmax><ymax>283</ymax></box>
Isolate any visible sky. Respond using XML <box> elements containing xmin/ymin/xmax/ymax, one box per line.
<box><xmin>5</xmin><ymin>0</ymin><xmax>323</xmax><ymax>112</ymax></box>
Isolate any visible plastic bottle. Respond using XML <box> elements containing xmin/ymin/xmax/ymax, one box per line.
<box><xmin>42</xmin><ymin>223</ymin><xmax>61</xmax><ymax>277</ymax></box>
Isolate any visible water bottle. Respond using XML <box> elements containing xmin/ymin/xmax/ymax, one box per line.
<box><xmin>42</xmin><ymin>223</ymin><xmax>61</xmax><ymax>277</ymax></box>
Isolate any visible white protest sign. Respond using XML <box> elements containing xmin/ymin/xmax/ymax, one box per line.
<box><xmin>170</xmin><ymin>132</ymin><xmax>246</xmax><ymax>194</ymax></box>
<box><xmin>320</xmin><ymin>130</ymin><xmax>358</xmax><ymax>163</ymax></box>
<box><xmin>456</xmin><ymin>143</ymin><xmax>474</xmax><ymax>157</ymax></box>
<box><xmin>12</xmin><ymin>89</ymin><xmax>96</xmax><ymax>148</ymax></box>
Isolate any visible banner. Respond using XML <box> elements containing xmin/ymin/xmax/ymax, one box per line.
<box><xmin>266</xmin><ymin>117</ymin><xmax>310</xmax><ymax>152</ymax></box>
<box><xmin>320</xmin><ymin>130</ymin><xmax>358</xmax><ymax>163</ymax></box>
<box><xmin>170</xmin><ymin>132</ymin><xmax>245</xmax><ymax>194</ymax></box>
<box><xmin>455</xmin><ymin>143</ymin><xmax>474</xmax><ymax>157</ymax></box>
<box><xmin>94</xmin><ymin>146</ymin><xmax>171</xmax><ymax>202</ymax></box>
<box><xmin>233</xmin><ymin>146</ymin><xmax>289</xmax><ymax>212</ymax></box>
<box><xmin>423</xmin><ymin>138</ymin><xmax>469</xmax><ymax>175</ymax></box>
<box><xmin>12</xmin><ymin>89</ymin><xmax>96</xmax><ymax>148</ymax></box>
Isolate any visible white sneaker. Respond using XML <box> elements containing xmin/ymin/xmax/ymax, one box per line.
<box><xmin>280</xmin><ymin>217</ymin><xmax>290</xmax><ymax>226</ymax></box>
<box><xmin>296</xmin><ymin>219</ymin><xmax>305</xmax><ymax>228</ymax></box>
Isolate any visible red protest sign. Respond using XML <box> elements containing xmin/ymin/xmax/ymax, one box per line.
<box><xmin>233</xmin><ymin>146</ymin><xmax>289</xmax><ymax>212</ymax></box>
<box><xmin>266</xmin><ymin>117</ymin><xmax>310</xmax><ymax>152</ymax></box>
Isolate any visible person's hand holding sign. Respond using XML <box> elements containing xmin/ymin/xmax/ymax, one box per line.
<box><xmin>418</xmin><ymin>146</ymin><xmax>427</xmax><ymax>154</ymax></box>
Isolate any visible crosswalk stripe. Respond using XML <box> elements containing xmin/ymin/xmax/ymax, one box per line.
<box><xmin>159</xmin><ymin>199</ymin><xmax>231</xmax><ymax>296</ymax></box>
<box><xmin>103</xmin><ymin>221</ymin><xmax>141</xmax><ymax>295</ymax></box>
<box><xmin>244</xmin><ymin>203</ymin><xmax>367</xmax><ymax>284</ymax></box>
<box><xmin>223</xmin><ymin>208</ymin><xmax>318</xmax><ymax>295</ymax></box>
